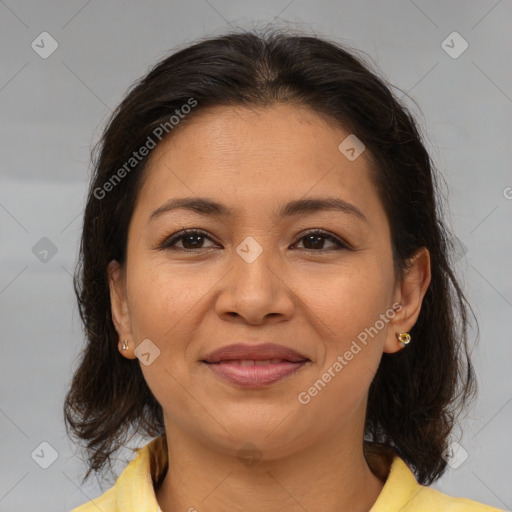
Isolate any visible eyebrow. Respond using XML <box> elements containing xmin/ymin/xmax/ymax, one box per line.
<box><xmin>148</xmin><ymin>196</ymin><xmax>368</xmax><ymax>224</ymax></box>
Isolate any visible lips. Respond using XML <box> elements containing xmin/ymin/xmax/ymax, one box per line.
<box><xmin>203</xmin><ymin>343</ymin><xmax>309</xmax><ymax>364</ymax></box>
<box><xmin>202</xmin><ymin>343</ymin><xmax>310</xmax><ymax>387</ymax></box>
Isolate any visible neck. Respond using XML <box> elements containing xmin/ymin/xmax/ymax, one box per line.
<box><xmin>155</xmin><ymin>425</ymin><xmax>386</xmax><ymax>512</ymax></box>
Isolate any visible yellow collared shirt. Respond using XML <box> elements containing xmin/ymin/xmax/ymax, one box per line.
<box><xmin>71</xmin><ymin>435</ymin><xmax>504</xmax><ymax>511</ymax></box>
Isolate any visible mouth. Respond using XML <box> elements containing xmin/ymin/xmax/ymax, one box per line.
<box><xmin>201</xmin><ymin>343</ymin><xmax>310</xmax><ymax>387</ymax></box>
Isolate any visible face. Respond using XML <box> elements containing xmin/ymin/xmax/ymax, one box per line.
<box><xmin>109</xmin><ymin>103</ymin><xmax>430</xmax><ymax>460</ymax></box>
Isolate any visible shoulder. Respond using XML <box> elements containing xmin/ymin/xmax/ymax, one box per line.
<box><xmin>70</xmin><ymin>435</ymin><xmax>167</xmax><ymax>512</ymax></box>
<box><xmin>404</xmin><ymin>485</ymin><xmax>506</xmax><ymax>511</ymax></box>
<box><xmin>70</xmin><ymin>485</ymin><xmax>116</xmax><ymax>512</ymax></box>
<box><xmin>369</xmin><ymin>450</ymin><xmax>504</xmax><ymax>512</ymax></box>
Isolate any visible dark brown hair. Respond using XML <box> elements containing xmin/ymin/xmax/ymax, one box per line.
<box><xmin>64</xmin><ymin>27</ymin><xmax>477</xmax><ymax>486</ymax></box>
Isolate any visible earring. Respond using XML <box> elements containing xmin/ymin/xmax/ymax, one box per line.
<box><xmin>122</xmin><ymin>339</ymin><xmax>129</xmax><ymax>350</ymax></box>
<box><xmin>397</xmin><ymin>332</ymin><xmax>411</xmax><ymax>347</ymax></box>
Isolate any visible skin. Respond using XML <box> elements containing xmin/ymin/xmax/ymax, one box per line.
<box><xmin>108</xmin><ymin>103</ymin><xmax>431</xmax><ymax>512</ymax></box>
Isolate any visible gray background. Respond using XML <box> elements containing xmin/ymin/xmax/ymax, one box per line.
<box><xmin>1</xmin><ymin>1</ymin><xmax>511</xmax><ymax>511</ymax></box>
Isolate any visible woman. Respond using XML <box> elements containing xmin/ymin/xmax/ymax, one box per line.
<box><xmin>65</xmin><ymin>29</ymin><xmax>503</xmax><ymax>511</ymax></box>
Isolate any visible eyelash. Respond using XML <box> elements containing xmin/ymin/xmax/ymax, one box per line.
<box><xmin>158</xmin><ymin>228</ymin><xmax>350</xmax><ymax>252</ymax></box>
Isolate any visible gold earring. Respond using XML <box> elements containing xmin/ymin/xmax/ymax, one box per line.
<box><xmin>397</xmin><ymin>332</ymin><xmax>411</xmax><ymax>347</ymax></box>
<box><xmin>122</xmin><ymin>339</ymin><xmax>129</xmax><ymax>350</ymax></box>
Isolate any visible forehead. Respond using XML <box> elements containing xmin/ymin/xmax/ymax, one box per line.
<box><xmin>147</xmin><ymin>103</ymin><xmax>357</xmax><ymax>171</ymax></box>
<box><xmin>135</xmin><ymin>104</ymin><xmax>384</xmax><ymax>225</ymax></box>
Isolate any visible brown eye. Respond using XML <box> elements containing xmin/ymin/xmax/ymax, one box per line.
<box><xmin>160</xmin><ymin>229</ymin><xmax>217</xmax><ymax>250</ymax></box>
<box><xmin>293</xmin><ymin>230</ymin><xmax>349</xmax><ymax>251</ymax></box>
<box><xmin>159</xmin><ymin>228</ymin><xmax>349</xmax><ymax>252</ymax></box>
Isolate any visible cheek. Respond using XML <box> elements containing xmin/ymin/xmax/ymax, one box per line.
<box><xmin>309</xmin><ymin>255</ymin><xmax>395</xmax><ymax>344</ymax></box>
<box><xmin>124</xmin><ymin>262</ymin><xmax>204</xmax><ymax>419</ymax></box>
<box><xmin>125</xmin><ymin>259</ymin><xmax>203</xmax><ymax>339</ymax></box>
<box><xmin>305</xmin><ymin>252</ymin><xmax>396</xmax><ymax>400</ymax></box>
<box><xmin>299</xmin><ymin>273</ymin><xmax>395</xmax><ymax>421</ymax></box>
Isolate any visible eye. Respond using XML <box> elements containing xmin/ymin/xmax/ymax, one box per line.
<box><xmin>159</xmin><ymin>228</ymin><xmax>218</xmax><ymax>251</ymax></box>
<box><xmin>158</xmin><ymin>228</ymin><xmax>350</xmax><ymax>252</ymax></box>
<box><xmin>293</xmin><ymin>230</ymin><xmax>349</xmax><ymax>251</ymax></box>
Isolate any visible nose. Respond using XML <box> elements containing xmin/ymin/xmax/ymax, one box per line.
<box><xmin>214</xmin><ymin>238</ymin><xmax>295</xmax><ymax>325</ymax></box>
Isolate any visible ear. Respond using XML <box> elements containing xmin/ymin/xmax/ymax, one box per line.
<box><xmin>108</xmin><ymin>260</ymin><xmax>137</xmax><ymax>360</ymax></box>
<box><xmin>383</xmin><ymin>247</ymin><xmax>431</xmax><ymax>354</ymax></box>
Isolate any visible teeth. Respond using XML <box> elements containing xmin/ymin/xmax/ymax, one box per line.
<box><xmin>240</xmin><ymin>360</ymin><xmax>254</xmax><ymax>366</ymax></box>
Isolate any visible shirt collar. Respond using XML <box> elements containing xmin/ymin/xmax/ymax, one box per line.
<box><xmin>115</xmin><ymin>434</ymin><xmax>168</xmax><ymax>512</ymax></box>
<box><xmin>113</xmin><ymin>434</ymin><xmax>419</xmax><ymax>512</ymax></box>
